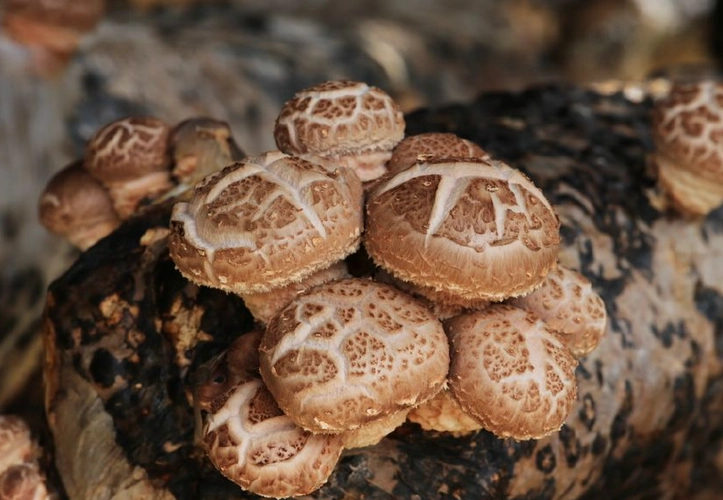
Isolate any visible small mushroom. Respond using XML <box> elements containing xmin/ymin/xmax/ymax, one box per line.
<box><xmin>650</xmin><ymin>80</ymin><xmax>723</xmax><ymax>217</ymax></box>
<box><xmin>84</xmin><ymin>116</ymin><xmax>174</xmax><ymax>219</ymax></box>
<box><xmin>387</xmin><ymin>132</ymin><xmax>490</xmax><ymax>177</ymax></box>
<box><xmin>447</xmin><ymin>304</ymin><xmax>578</xmax><ymax>440</ymax></box>
<box><xmin>365</xmin><ymin>157</ymin><xmax>560</xmax><ymax>303</ymax></box>
<box><xmin>0</xmin><ymin>416</ymin><xmax>37</xmax><ymax>474</ymax></box>
<box><xmin>340</xmin><ymin>409</ymin><xmax>411</xmax><ymax>449</ymax></box>
<box><xmin>38</xmin><ymin>161</ymin><xmax>120</xmax><ymax>250</ymax></box>
<box><xmin>259</xmin><ymin>278</ymin><xmax>449</xmax><ymax>436</ymax></box>
<box><xmin>510</xmin><ymin>265</ymin><xmax>607</xmax><ymax>357</ymax></box>
<box><xmin>202</xmin><ymin>379</ymin><xmax>344</xmax><ymax>498</ymax></box>
<box><xmin>274</xmin><ymin>80</ymin><xmax>405</xmax><ymax>182</ymax></box>
<box><xmin>170</xmin><ymin>117</ymin><xmax>246</xmax><ymax>187</ymax></box>
<box><xmin>1</xmin><ymin>0</ymin><xmax>105</xmax><ymax>76</ymax></box>
<box><xmin>168</xmin><ymin>151</ymin><xmax>363</xmax><ymax>296</ymax></box>
<box><xmin>0</xmin><ymin>463</ymin><xmax>52</xmax><ymax>500</ymax></box>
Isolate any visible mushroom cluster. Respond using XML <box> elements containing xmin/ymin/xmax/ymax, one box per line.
<box><xmin>164</xmin><ymin>80</ymin><xmax>608</xmax><ymax>497</ymax></box>
<box><xmin>39</xmin><ymin>116</ymin><xmax>245</xmax><ymax>250</ymax></box>
<box><xmin>43</xmin><ymin>80</ymin><xmax>608</xmax><ymax>498</ymax></box>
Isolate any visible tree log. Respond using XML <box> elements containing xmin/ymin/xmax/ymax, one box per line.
<box><xmin>43</xmin><ymin>84</ymin><xmax>723</xmax><ymax>499</ymax></box>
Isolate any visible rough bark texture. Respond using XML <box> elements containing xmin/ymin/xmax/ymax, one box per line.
<box><xmin>43</xmin><ymin>85</ymin><xmax>723</xmax><ymax>499</ymax></box>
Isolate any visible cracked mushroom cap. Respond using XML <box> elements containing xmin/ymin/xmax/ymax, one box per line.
<box><xmin>0</xmin><ymin>416</ymin><xmax>37</xmax><ymax>474</ymax></box>
<box><xmin>259</xmin><ymin>278</ymin><xmax>449</xmax><ymax>434</ymax></box>
<box><xmin>447</xmin><ymin>304</ymin><xmax>578</xmax><ymax>440</ymax></box>
<box><xmin>168</xmin><ymin>151</ymin><xmax>363</xmax><ymax>295</ymax></box>
<box><xmin>365</xmin><ymin>158</ymin><xmax>560</xmax><ymax>303</ymax></box>
<box><xmin>651</xmin><ymin>81</ymin><xmax>723</xmax><ymax>216</ymax></box>
<box><xmin>202</xmin><ymin>378</ymin><xmax>344</xmax><ymax>499</ymax></box>
<box><xmin>274</xmin><ymin>80</ymin><xmax>405</xmax><ymax>182</ymax></box>
<box><xmin>38</xmin><ymin>161</ymin><xmax>120</xmax><ymax>250</ymax></box>
<box><xmin>84</xmin><ymin>116</ymin><xmax>173</xmax><ymax>218</ymax></box>
<box><xmin>387</xmin><ymin>133</ymin><xmax>490</xmax><ymax>177</ymax></box>
<box><xmin>0</xmin><ymin>463</ymin><xmax>51</xmax><ymax>500</ymax></box>
<box><xmin>170</xmin><ymin>116</ymin><xmax>245</xmax><ymax>186</ymax></box>
<box><xmin>510</xmin><ymin>266</ymin><xmax>607</xmax><ymax>357</ymax></box>
<box><xmin>2</xmin><ymin>0</ymin><xmax>104</xmax><ymax>75</ymax></box>
<box><xmin>198</xmin><ymin>332</ymin><xmax>344</xmax><ymax>498</ymax></box>
<box><xmin>242</xmin><ymin>261</ymin><xmax>351</xmax><ymax>325</ymax></box>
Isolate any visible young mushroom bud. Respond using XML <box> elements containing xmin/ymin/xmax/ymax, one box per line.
<box><xmin>510</xmin><ymin>266</ymin><xmax>607</xmax><ymax>357</ymax></box>
<box><xmin>387</xmin><ymin>132</ymin><xmax>490</xmax><ymax>177</ymax></box>
<box><xmin>365</xmin><ymin>158</ymin><xmax>560</xmax><ymax>303</ymax></box>
<box><xmin>447</xmin><ymin>304</ymin><xmax>578</xmax><ymax>440</ymax></box>
<box><xmin>274</xmin><ymin>80</ymin><xmax>405</xmax><ymax>182</ymax></box>
<box><xmin>168</xmin><ymin>151</ymin><xmax>363</xmax><ymax>296</ymax></box>
<box><xmin>84</xmin><ymin>116</ymin><xmax>173</xmax><ymax>219</ymax></box>
<box><xmin>170</xmin><ymin>117</ymin><xmax>246</xmax><ymax>187</ymax></box>
<box><xmin>38</xmin><ymin>161</ymin><xmax>120</xmax><ymax>250</ymax></box>
<box><xmin>2</xmin><ymin>0</ymin><xmax>105</xmax><ymax>77</ymax></box>
<box><xmin>259</xmin><ymin>278</ymin><xmax>449</xmax><ymax>436</ymax></box>
<box><xmin>650</xmin><ymin>80</ymin><xmax>723</xmax><ymax>217</ymax></box>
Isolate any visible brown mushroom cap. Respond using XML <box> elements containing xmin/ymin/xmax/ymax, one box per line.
<box><xmin>2</xmin><ymin>0</ymin><xmax>104</xmax><ymax>62</ymax></box>
<box><xmin>38</xmin><ymin>161</ymin><xmax>120</xmax><ymax>250</ymax></box>
<box><xmin>0</xmin><ymin>416</ymin><xmax>36</xmax><ymax>474</ymax></box>
<box><xmin>510</xmin><ymin>266</ymin><xmax>607</xmax><ymax>357</ymax></box>
<box><xmin>84</xmin><ymin>116</ymin><xmax>173</xmax><ymax>218</ymax></box>
<box><xmin>387</xmin><ymin>133</ymin><xmax>490</xmax><ymax>177</ymax></box>
<box><xmin>259</xmin><ymin>278</ymin><xmax>449</xmax><ymax>434</ymax></box>
<box><xmin>274</xmin><ymin>80</ymin><xmax>405</xmax><ymax>182</ymax></box>
<box><xmin>406</xmin><ymin>388</ymin><xmax>483</xmax><ymax>435</ymax></box>
<box><xmin>340</xmin><ymin>408</ymin><xmax>411</xmax><ymax>449</ymax></box>
<box><xmin>170</xmin><ymin>117</ymin><xmax>245</xmax><ymax>186</ymax></box>
<box><xmin>168</xmin><ymin>151</ymin><xmax>363</xmax><ymax>295</ymax></box>
<box><xmin>202</xmin><ymin>378</ymin><xmax>344</xmax><ymax>499</ymax></box>
<box><xmin>0</xmin><ymin>463</ymin><xmax>51</xmax><ymax>500</ymax></box>
<box><xmin>447</xmin><ymin>304</ymin><xmax>578</xmax><ymax>440</ymax></box>
<box><xmin>365</xmin><ymin>158</ymin><xmax>560</xmax><ymax>302</ymax></box>
<box><xmin>651</xmin><ymin>81</ymin><xmax>723</xmax><ymax>216</ymax></box>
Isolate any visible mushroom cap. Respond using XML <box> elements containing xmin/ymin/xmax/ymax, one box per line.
<box><xmin>651</xmin><ymin>81</ymin><xmax>723</xmax><ymax>216</ymax></box>
<box><xmin>0</xmin><ymin>416</ymin><xmax>36</xmax><ymax>474</ymax></box>
<box><xmin>38</xmin><ymin>161</ymin><xmax>120</xmax><ymax>250</ymax></box>
<box><xmin>364</xmin><ymin>158</ymin><xmax>560</xmax><ymax>302</ymax></box>
<box><xmin>447</xmin><ymin>304</ymin><xmax>578</xmax><ymax>440</ymax></box>
<box><xmin>203</xmin><ymin>378</ymin><xmax>344</xmax><ymax>499</ymax></box>
<box><xmin>84</xmin><ymin>116</ymin><xmax>173</xmax><ymax>218</ymax></box>
<box><xmin>340</xmin><ymin>408</ymin><xmax>410</xmax><ymax>449</ymax></box>
<box><xmin>406</xmin><ymin>388</ymin><xmax>483</xmax><ymax>435</ymax></box>
<box><xmin>242</xmin><ymin>261</ymin><xmax>350</xmax><ymax>325</ymax></box>
<box><xmin>259</xmin><ymin>278</ymin><xmax>449</xmax><ymax>434</ymax></box>
<box><xmin>510</xmin><ymin>266</ymin><xmax>607</xmax><ymax>357</ymax></box>
<box><xmin>0</xmin><ymin>463</ymin><xmax>51</xmax><ymax>500</ymax></box>
<box><xmin>3</xmin><ymin>0</ymin><xmax>105</xmax><ymax>33</ymax></box>
<box><xmin>387</xmin><ymin>133</ymin><xmax>490</xmax><ymax>177</ymax></box>
<box><xmin>170</xmin><ymin>116</ymin><xmax>245</xmax><ymax>185</ymax></box>
<box><xmin>84</xmin><ymin>116</ymin><xmax>172</xmax><ymax>184</ymax></box>
<box><xmin>168</xmin><ymin>151</ymin><xmax>363</xmax><ymax>295</ymax></box>
<box><xmin>274</xmin><ymin>80</ymin><xmax>405</xmax><ymax>182</ymax></box>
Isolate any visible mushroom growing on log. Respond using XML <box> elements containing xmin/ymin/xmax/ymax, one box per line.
<box><xmin>43</xmin><ymin>85</ymin><xmax>723</xmax><ymax>499</ymax></box>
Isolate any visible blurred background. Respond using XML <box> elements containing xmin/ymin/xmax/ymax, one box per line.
<box><xmin>1</xmin><ymin>0</ymin><xmax>723</xmax><ymax>426</ymax></box>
